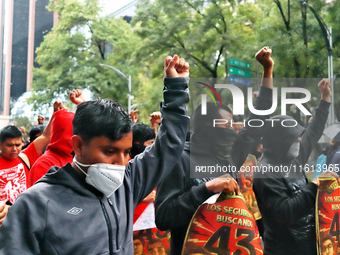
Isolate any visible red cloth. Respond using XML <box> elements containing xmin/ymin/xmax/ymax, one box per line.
<box><xmin>133</xmin><ymin>188</ymin><xmax>157</xmax><ymax>224</ymax></box>
<box><xmin>28</xmin><ymin>109</ymin><xmax>74</xmax><ymax>188</ymax></box>
<box><xmin>133</xmin><ymin>202</ymin><xmax>150</xmax><ymax>224</ymax></box>
<box><xmin>0</xmin><ymin>142</ymin><xmax>40</xmax><ymax>203</ymax></box>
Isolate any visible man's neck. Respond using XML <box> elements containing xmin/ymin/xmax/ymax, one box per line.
<box><xmin>71</xmin><ymin>162</ymin><xmax>86</xmax><ymax>179</ymax></box>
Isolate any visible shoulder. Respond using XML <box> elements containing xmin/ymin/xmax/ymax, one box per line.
<box><xmin>21</xmin><ymin>141</ymin><xmax>40</xmax><ymax>163</ymax></box>
<box><xmin>0</xmin><ymin>156</ymin><xmax>22</xmax><ymax>169</ymax></box>
<box><xmin>21</xmin><ymin>140</ymin><xmax>37</xmax><ymax>155</ymax></box>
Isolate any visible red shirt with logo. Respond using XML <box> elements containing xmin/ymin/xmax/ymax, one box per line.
<box><xmin>0</xmin><ymin>142</ymin><xmax>40</xmax><ymax>203</ymax></box>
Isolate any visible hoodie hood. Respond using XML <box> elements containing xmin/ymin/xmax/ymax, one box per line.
<box><xmin>36</xmin><ymin>164</ymin><xmax>101</xmax><ymax>197</ymax></box>
<box><xmin>263</xmin><ymin>115</ymin><xmax>304</xmax><ymax>161</ymax></box>
<box><xmin>46</xmin><ymin>109</ymin><xmax>74</xmax><ymax>162</ymax></box>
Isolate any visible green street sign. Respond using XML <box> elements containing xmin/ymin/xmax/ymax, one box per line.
<box><xmin>228</xmin><ymin>58</ymin><xmax>251</xmax><ymax>69</ymax></box>
<box><xmin>228</xmin><ymin>67</ymin><xmax>252</xmax><ymax>78</ymax></box>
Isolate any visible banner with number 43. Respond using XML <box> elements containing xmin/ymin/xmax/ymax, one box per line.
<box><xmin>182</xmin><ymin>192</ymin><xmax>262</xmax><ymax>255</ymax></box>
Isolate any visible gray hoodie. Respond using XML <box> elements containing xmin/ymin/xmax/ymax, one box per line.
<box><xmin>0</xmin><ymin>77</ymin><xmax>190</xmax><ymax>255</ymax></box>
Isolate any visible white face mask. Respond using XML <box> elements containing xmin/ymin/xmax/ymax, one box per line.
<box><xmin>287</xmin><ymin>140</ymin><xmax>300</xmax><ymax>159</ymax></box>
<box><xmin>73</xmin><ymin>158</ymin><xmax>125</xmax><ymax>197</ymax></box>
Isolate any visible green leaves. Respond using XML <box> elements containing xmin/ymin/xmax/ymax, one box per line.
<box><xmin>30</xmin><ymin>0</ymin><xmax>340</xmax><ymax>123</ymax></box>
<box><xmin>30</xmin><ymin>0</ymin><xmax>140</xmax><ymax>111</ymax></box>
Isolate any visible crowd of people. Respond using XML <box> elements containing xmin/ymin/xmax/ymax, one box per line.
<box><xmin>0</xmin><ymin>47</ymin><xmax>338</xmax><ymax>255</ymax></box>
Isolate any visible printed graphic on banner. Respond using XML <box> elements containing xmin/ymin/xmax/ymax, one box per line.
<box><xmin>238</xmin><ymin>154</ymin><xmax>262</xmax><ymax>220</ymax></box>
<box><xmin>182</xmin><ymin>192</ymin><xmax>263</xmax><ymax>254</ymax></box>
<box><xmin>0</xmin><ymin>163</ymin><xmax>26</xmax><ymax>203</ymax></box>
<box><xmin>133</xmin><ymin>201</ymin><xmax>170</xmax><ymax>254</ymax></box>
<box><xmin>133</xmin><ymin>228</ymin><xmax>171</xmax><ymax>255</ymax></box>
<box><xmin>316</xmin><ymin>177</ymin><xmax>340</xmax><ymax>255</ymax></box>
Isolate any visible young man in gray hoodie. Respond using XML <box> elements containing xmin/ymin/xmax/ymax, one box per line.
<box><xmin>0</xmin><ymin>55</ymin><xmax>190</xmax><ymax>255</ymax></box>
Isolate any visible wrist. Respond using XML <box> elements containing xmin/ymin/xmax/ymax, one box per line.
<box><xmin>262</xmin><ymin>68</ymin><xmax>273</xmax><ymax>77</ymax></box>
<box><xmin>321</xmin><ymin>96</ymin><xmax>331</xmax><ymax>102</ymax></box>
<box><xmin>262</xmin><ymin>64</ymin><xmax>274</xmax><ymax>71</ymax></box>
<box><xmin>205</xmin><ymin>182</ymin><xmax>216</xmax><ymax>193</ymax></box>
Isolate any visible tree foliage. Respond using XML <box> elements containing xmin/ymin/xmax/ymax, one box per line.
<box><xmin>133</xmin><ymin>0</ymin><xmax>263</xmax><ymax>78</ymax></box>
<box><xmin>29</xmin><ymin>0</ymin><xmax>340</xmax><ymax>124</ymax></box>
<box><xmin>29</xmin><ymin>0</ymin><xmax>140</xmax><ymax>111</ymax></box>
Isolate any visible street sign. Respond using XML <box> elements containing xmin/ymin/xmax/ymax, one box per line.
<box><xmin>229</xmin><ymin>75</ymin><xmax>252</xmax><ymax>87</ymax></box>
<box><xmin>228</xmin><ymin>58</ymin><xmax>251</xmax><ymax>69</ymax></box>
<box><xmin>228</xmin><ymin>67</ymin><xmax>252</xmax><ymax>78</ymax></box>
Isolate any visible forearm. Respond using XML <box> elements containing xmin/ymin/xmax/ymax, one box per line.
<box><xmin>151</xmin><ymin>123</ymin><xmax>158</xmax><ymax>136</ymax></box>
<box><xmin>41</xmin><ymin>111</ymin><xmax>54</xmax><ymax>140</ymax></box>
<box><xmin>155</xmin><ymin>182</ymin><xmax>212</xmax><ymax>230</ymax></box>
<box><xmin>255</xmin><ymin>176</ymin><xmax>317</xmax><ymax>224</ymax></box>
<box><xmin>260</xmin><ymin>66</ymin><xmax>273</xmax><ymax>89</ymax></box>
<box><xmin>33</xmin><ymin>111</ymin><xmax>55</xmax><ymax>155</ymax></box>
<box><xmin>234</xmin><ymin>86</ymin><xmax>273</xmax><ymax>168</ymax></box>
<box><xmin>299</xmin><ymin>100</ymin><xmax>330</xmax><ymax>163</ymax></box>
<box><xmin>274</xmin><ymin>182</ymin><xmax>317</xmax><ymax>224</ymax></box>
<box><xmin>131</xmin><ymin>77</ymin><xmax>190</xmax><ymax>205</ymax></box>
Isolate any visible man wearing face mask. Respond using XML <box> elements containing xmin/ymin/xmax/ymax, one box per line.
<box><xmin>155</xmin><ymin>46</ymin><xmax>275</xmax><ymax>254</ymax></box>
<box><xmin>0</xmin><ymin>55</ymin><xmax>190</xmax><ymax>255</ymax></box>
<box><xmin>253</xmin><ymin>79</ymin><xmax>332</xmax><ymax>255</ymax></box>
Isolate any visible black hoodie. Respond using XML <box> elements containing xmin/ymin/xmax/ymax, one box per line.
<box><xmin>155</xmin><ymin>86</ymin><xmax>273</xmax><ymax>254</ymax></box>
<box><xmin>253</xmin><ymin>100</ymin><xmax>330</xmax><ymax>255</ymax></box>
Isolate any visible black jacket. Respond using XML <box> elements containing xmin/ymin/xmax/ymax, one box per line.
<box><xmin>0</xmin><ymin>77</ymin><xmax>190</xmax><ymax>255</ymax></box>
<box><xmin>155</xmin><ymin>86</ymin><xmax>273</xmax><ymax>255</ymax></box>
<box><xmin>253</xmin><ymin>100</ymin><xmax>330</xmax><ymax>255</ymax></box>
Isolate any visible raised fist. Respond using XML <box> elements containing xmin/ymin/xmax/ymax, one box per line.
<box><xmin>164</xmin><ymin>55</ymin><xmax>190</xmax><ymax>78</ymax></box>
<box><xmin>255</xmin><ymin>46</ymin><xmax>274</xmax><ymax>70</ymax></box>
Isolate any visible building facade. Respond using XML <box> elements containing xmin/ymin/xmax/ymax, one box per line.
<box><xmin>0</xmin><ymin>0</ymin><xmax>55</xmax><ymax>128</ymax></box>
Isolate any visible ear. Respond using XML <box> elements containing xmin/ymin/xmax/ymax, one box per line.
<box><xmin>70</xmin><ymin>135</ymin><xmax>84</xmax><ymax>157</ymax></box>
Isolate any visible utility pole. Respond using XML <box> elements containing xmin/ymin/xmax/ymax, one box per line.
<box><xmin>303</xmin><ymin>1</ymin><xmax>335</xmax><ymax>125</ymax></box>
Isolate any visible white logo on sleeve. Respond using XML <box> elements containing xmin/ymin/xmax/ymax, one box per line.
<box><xmin>67</xmin><ymin>207</ymin><xmax>83</xmax><ymax>215</ymax></box>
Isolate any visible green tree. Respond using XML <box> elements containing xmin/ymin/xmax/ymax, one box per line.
<box><xmin>29</xmin><ymin>0</ymin><xmax>140</xmax><ymax>111</ymax></box>
<box><xmin>11</xmin><ymin>116</ymin><xmax>32</xmax><ymax>136</ymax></box>
<box><xmin>133</xmin><ymin>0</ymin><xmax>263</xmax><ymax>79</ymax></box>
<box><xmin>249</xmin><ymin>0</ymin><xmax>340</xmax><ymax>123</ymax></box>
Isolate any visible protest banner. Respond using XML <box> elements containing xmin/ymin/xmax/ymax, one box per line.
<box><xmin>133</xmin><ymin>202</ymin><xmax>171</xmax><ymax>254</ymax></box>
<box><xmin>238</xmin><ymin>154</ymin><xmax>262</xmax><ymax>220</ymax></box>
<box><xmin>182</xmin><ymin>192</ymin><xmax>263</xmax><ymax>254</ymax></box>
<box><xmin>316</xmin><ymin>177</ymin><xmax>340</xmax><ymax>255</ymax></box>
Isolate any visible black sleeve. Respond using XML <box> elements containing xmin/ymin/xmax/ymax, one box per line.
<box><xmin>231</xmin><ymin>86</ymin><xmax>273</xmax><ymax>170</ymax></box>
<box><xmin>155</xmin><ymin>156</ymin><xmax>214</xmax><ymax>230</ymax></box>
<box><xmin>253</xmin><ymin>174</ymin><xmax>318</xmax><ymax>224</ymax></box>
<box><xmin>128</xmin><ymin>77</ymin><xmax>190</xmax><ymax>206</ymax></box>
<box><xmin>297</xmin><ymin>100</ymin><xmax>330</xmax><ymax>165</ymax></box>
<box><xmin>155</xmin><ymin>86</ymin><xmax>274</xmax><ymax>230</ymax></box>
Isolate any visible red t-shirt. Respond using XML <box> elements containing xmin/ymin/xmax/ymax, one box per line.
<box><xmin>0</xmin><ymin>142</ymin><xmax>40</xmax><ymax>203</ymax></box>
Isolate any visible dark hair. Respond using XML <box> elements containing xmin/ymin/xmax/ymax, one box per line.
<box><xmin>320</xmin><ymin>233</ymin><xmax>335</xmax><ymax>250</ymax></box>
<box><xmin>183</xmin><ymin>244</ymin><xmax>211</xmax><ymax>255</ymax></box>
<box><xmin>0</xmin><ymin>126</ymin><xmax>22</xmax><ymax>142</ymax></box>
<box><xmin>133</xmin><ymin>235</ymin><xmax>145</xmax><ymax>248</ymax></box>
<box><xmin>29</xmin><ymin>125</ymin><xmax>45</xmax><ymax>143</ymax></box>
<box><xmin>132</xmin><ymin>123</ymin><xmax>155</xmax><ymax>144</ymax></box>
<box><xmin>130</xmin><ymin>123</ymin><xmax>156</xmax><ymax>158</ymax></box>
<box><xmin>192</xmin><ymin>101</ymin><xmax>232</xmax><ymax>130</ymax></box>
<box><xmin>73</xmin><ymin>99</ymin><xmax>133</xmax><ymax>142</ymax></box>
<box><xmin>147</xmin><ymin>238</ymin><xmax>165</xmax><ymax>249</ymax></box>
